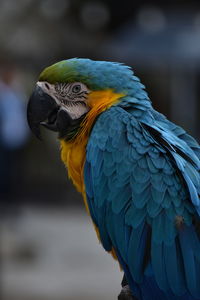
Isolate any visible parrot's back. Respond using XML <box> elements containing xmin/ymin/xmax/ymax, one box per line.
<box><xmin>84</xmin><ymin>105</ymin><xmax>200</xmax><ymax>300</ymax></box>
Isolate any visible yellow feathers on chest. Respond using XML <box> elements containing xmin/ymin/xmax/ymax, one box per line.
<box><xmin>60</xmin><ymin>89</ymin><xmax>124</xmax><ymax>208</ymax></box>
<box><xmin>60</xmin><ymin>139</ymin><xmax>86</xmax><ymax>193</ymax></box>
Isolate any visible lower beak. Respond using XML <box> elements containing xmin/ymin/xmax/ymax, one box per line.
<box><xmin>27</xmin><ymin>86</ymin><xmax>59</xmax><ymax>139</ymax></box>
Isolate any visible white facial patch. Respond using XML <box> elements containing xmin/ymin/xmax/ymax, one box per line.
<box><xmin>61</xmin><ymin>103</ymin><xmax>89</xmax><ymax>119</ymax></box>
<box><xmin>37</xmin><ymin>81</ymin><xmax>90</xmax><ymax>119</ymax></box>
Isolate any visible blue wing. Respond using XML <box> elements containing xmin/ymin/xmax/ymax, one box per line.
<box><xmin>84</xmin><ymin>106</ymin><xmax>200</xmax><ymax>300</ymax></box>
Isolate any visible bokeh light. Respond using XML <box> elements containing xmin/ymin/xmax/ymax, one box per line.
<box><xmin>80</xmin><ymin>1</ymin><xmax>110</xmax><ymax>31</ymax></box>
<box><xmin>39</xmin><ymin>0</ymin><xmax>70</xmax><ymax>20</ymax></box>
<box><xmin>136</xmin><ymin>5</ymin><xmax>166</xmax><ymax>34</ymax></box>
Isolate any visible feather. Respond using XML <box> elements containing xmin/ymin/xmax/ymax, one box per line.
<box><xmin>110</xmin><ymin>185</ymin><xmax>132</xmax><ymax>214</ymax></box>
<box><xmin>125</xmin><ymin>206</ymin><xmax>146</xmax><ymax>229</ymax></box>
<box><xmin>137</xmin><ymin>156</ymin><xmax>148</xmax><ymax>169</ymax></box>
<box><xmin>151</xmin><ymin>155</ymin><xmax>166</xmax><ymax>169</ymax></box>
<box><xmin>162</xmin><ymin>191</ymin><xmax>172</xmax><ymax>209</ymax></box>
<box><xmin>112</xmin><ymin>210</ymin><xmax>129</xmax><ymax>261</ymax></box>
<box><xmin>146</xmin><ymin>156</ymin><xmax>160</xmax><ymax>173</ymax></box>
<box><xmin>151</xmin><ymin>241</ymin><xmax>169</xmax><ymax>291</ymax></box>
<box><xmin>182</xmin><ymin>172</ymin><xmax>199</xmax><ymax>207</ymax></box>
<box><xmin>84</xmin><ymin>162</ymin><xmax>93</xmax><ymax>198</ymax></box>
<box><xmin>163</xmin><ymin>174</ymin><xmax>174</xmax><ymax>186</ymax></box>
<box><xmin>128</xmin><ymin>222</ymin><xmax>148</xmax><ymax>282</ymax></box>
<box><xmin>96</xmin><ymin>205</ymin><xmax>112</xmax><ymax>251</ymax></box>
<box><xmin>163</xmin><ymin>238</ymin><xmax>186</xmax><ymax>296</ymax></box>
<box><xmin>131</xmin><ymin>179</ymin><xmax>150</xmax><ymax>194</ymax></box>
<box><xmin>151</xmin><ymin>186</ymin><xmax>166</xmax><ymax>204</ymax></box>
<box><xmin>133</xmin><ymin>186</ymin><xmax>151</xmax><ymax>209</ymax></box>
<box><xmin>179</xmin><ymin>226</ymin><xmax>200</xmax><ymax>297</ymax></box>
<box><xmin>133</xmin><ymin>165</ymin><xmax>150</xmax><ymax>183</ymax></box>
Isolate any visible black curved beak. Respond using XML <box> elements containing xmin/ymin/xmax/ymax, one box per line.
<box><xmin>27</xmin><ymin>86</ymin><xmax>59</xmax><ymax>139</ymax></box>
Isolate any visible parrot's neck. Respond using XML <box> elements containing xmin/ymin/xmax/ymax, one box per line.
<box><xmin>60</xmin><ymin>89</ymin><xmax>124</xmax><ymax>211</ymax></box>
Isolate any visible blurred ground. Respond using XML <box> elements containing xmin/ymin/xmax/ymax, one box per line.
<box><xmin>1</xmin><ymin>207</ymin><xmax>121</xmax><ymax>300</ymax></box>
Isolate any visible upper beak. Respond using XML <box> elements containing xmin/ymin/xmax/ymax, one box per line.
<box><xmin>27</xmin><ymin>86</ymin><xmax>59</xmax><ymax>139</ymax></box>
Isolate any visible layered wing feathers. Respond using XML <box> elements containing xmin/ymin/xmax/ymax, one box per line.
<box><xmin>84</xmin><ymin>106</ymin><xmax>200</xmax><ymax>299</ymax></box>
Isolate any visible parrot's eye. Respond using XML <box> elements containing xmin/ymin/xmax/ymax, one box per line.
<box><xmin>72</xmin><ymin>84</ymin><xmax>81</xmax><ymax>94</ymax></box>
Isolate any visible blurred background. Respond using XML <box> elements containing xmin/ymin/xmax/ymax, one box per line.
<box><xmin>1</xmin><ymin>0</ymin><xmax>200</xmax><ymax>299</ymax></box>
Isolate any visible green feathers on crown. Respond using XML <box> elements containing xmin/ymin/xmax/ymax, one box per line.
<box><xmin>39</xmin><ymin>59</ymin><xmax>90</xmax><ymax>85</ymax></box>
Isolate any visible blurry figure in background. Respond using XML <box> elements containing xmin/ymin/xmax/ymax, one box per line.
<box><xmin>0</xmin><ymin>63</ymin><xmax>29</xmax><ymax>207</ymax></box>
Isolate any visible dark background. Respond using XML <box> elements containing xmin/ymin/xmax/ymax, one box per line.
<box><xmin>1</xmin><ymin>0</ymin><xmax>200</xmax><ymax>299</ymax></box>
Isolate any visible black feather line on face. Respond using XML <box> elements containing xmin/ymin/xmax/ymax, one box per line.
<box><xmin>55</xmin><ymin>83</ymin><xmax>89</xmax><ymax>102</ymax></box>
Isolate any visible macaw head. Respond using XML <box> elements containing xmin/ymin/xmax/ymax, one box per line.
<box><xmin>27</xmin><ymin>58</ymin><xmax>150</xmax><ymax>140</ymax></box>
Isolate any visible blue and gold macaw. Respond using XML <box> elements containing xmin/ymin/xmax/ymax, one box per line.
<box><xmin>27</xmin><ymin>58</ymin><xmax>200</xmax><ymax>300</ymax></box>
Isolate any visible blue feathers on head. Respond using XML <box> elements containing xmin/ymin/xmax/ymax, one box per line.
<box><xmin>68</xmin><ymin>58</ymin><xmax>152</xmax><ymax>108</ymax></box>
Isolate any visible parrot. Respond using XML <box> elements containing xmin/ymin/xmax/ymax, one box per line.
<box><xmin>27</xmin><ymin>58</ymin><xmax>200</xmax><ymax>300</ymax></box>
